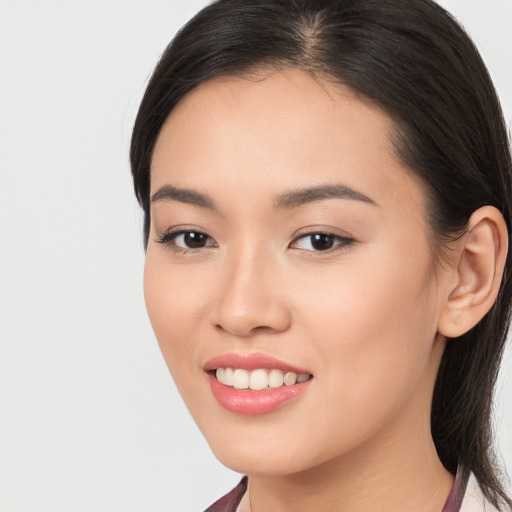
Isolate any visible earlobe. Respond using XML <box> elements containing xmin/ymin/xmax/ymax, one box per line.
<box><xmin>437</xmin><ymin>206</ymin><xmax>508</xmax><ymax>338</ymax></box>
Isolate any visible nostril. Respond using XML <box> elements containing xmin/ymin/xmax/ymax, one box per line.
<box><xmin>215</xmin><ymin>322</ymin><xmax>285</xmax><ymax>337</ymax></box>
<box><xmin>212</xmin><ymin>281</ymin><xmax>292</xmax><ymax>335</ymax></box>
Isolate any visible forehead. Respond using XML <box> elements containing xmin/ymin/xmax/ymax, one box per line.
<box><xmin>153</xmin><ymin>69</ymin><xmax>393</xmax><ymax>168</ymax></box>
<box><xmin>150</xmin><ymin>68</ymin><xmax>425</xmax><ymax>220</ymax></box>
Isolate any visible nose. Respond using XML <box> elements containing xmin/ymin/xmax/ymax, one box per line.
<box><xmin>212</xmin><ymin>249</ymin><xmax>292</xmax><ymax>337</ymax></box>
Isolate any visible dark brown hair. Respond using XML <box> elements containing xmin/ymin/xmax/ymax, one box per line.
<box><xmin>130</xmin><ymin>0</ymin><xmax>512</xmax><ymax>508</ymax></box>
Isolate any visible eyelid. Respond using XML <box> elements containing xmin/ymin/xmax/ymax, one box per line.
<box><xmin>154</xmin><ymin>225</ymin><xmax>355</xmax><ymax>254</ymax></box>
<box><xmin>156</xmin><ymin>227</ymin><xmax>217</xmax><ymax>252</ymax></box>
<box><xmin>290</xmin><ymin>230</ymin><xmax>355</xmax><ymax>253</ymax></box>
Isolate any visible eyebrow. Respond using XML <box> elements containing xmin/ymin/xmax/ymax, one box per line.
<box><xmin>274</xmin><ymin>184</ymin><xmax>378</xmax><ymax>209</ymax></box>
<box><xmin>151</xmin><ymin>184</ymin><xmax>216</xmax><ymax>209</ymax></box>
<box><xmin>150</xmin><ymin>183</ymin><xmax>378</xmax><ymax>210</ymax></box>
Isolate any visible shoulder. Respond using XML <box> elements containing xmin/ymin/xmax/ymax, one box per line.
<box><xmin>460</xmin><ymin>473</ymin><xmax>501</xmax><ymax>512</ymax></box>
<box><xmin>203</xmin><ymin>477</ymin><xmax>248</xmax><ymax>512</ymax></box>
<box><xmin>202</xmin><ymin>472</ymin><xmax>506</xmax><ymax>512</ymax></box>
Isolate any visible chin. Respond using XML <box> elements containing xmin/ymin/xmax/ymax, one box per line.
<box><xmin>211</xmin><ymin>443</ymin><xmax>312</xmax><ymax>476</ymax></box>
<box><xmin>201</xmin><ymin>421</ymin><xmax>345</xmax><ymax>477</ymax></box>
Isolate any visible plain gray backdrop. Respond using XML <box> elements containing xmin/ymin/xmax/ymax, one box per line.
<box><xmin>1</xmin><ymin>1</ymin><xmax>511</xmax><ymax>510</ymax></box>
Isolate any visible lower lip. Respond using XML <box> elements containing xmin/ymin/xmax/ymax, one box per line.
<box><xmin>208</xmin><ymin>374</ymin><xmax>312</xmax><ymax>415</ymax></box>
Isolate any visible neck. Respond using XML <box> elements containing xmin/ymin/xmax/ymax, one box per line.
<box><xmin>248</xmin><ymin>432</ymin><xmax>453</xmax><ymax>512</ymax></box>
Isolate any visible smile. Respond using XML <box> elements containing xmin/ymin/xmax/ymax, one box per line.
<box><xmin>203</xmin><ymin>353</ymin><xmax>313</xmax><ymax>415</ymax></box>
<box><xmin>215</xmin><ymin>368</ymin><xmax>311</xmax><ymax>390</ymax></box>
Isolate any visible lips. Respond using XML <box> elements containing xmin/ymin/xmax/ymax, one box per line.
<box><xmin>203</xmin><ymin>352</ymin><xmax>313</xmax><ymax>415</ymax></box>
<box><xmin>203</xmin><ymin>352</ymin><xmax>312</xmax><ymax>374</ymax></box>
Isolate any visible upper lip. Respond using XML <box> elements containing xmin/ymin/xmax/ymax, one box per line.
<box><xmin>203</xmin><ymin>352</ymin><xmax>312</xmax><ymax>375</ymax></box>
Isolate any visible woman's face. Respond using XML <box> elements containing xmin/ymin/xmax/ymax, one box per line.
<box><xmin>145</xmin><ymin>69</ymin><xmax>451</xmax><ymax>475</ymax></box>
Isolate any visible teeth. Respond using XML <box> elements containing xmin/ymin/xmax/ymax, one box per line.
<box><xmin>249</xmin><ymin>369</ymin><xmax>269</xmax><ymax>390</ymax></box>
<box><xmin>215</xmin><ymin>368</ymin><xmax>311</xmax><ymax>390</ymax></box>
<box><xmin>284</xmin><ymin>372</ymin><xmax>297</xmax><ymax>386</ymax></box>
<box><xmin>224</xmin><ymin>368</ymin><xmax>234</xmax><ymax>387</ymax></box>
<box><xmin>216</xmin><ymin>367</ymin><xmax>226</xmax><ymax>385</ymax></box>
<box><xmin>268</xmin><ymin>369</ymin><xmax>284</xmax><ymax>388</ymax></box>
<box><xmin>233</xmin><ymin>369</ymin><xmax>249</xmax><ymax>389</ymax></box>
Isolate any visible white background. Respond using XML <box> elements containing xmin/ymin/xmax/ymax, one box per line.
<box><xmin>0</xmin><ymin>1</ymin><xmax>511</xmax><ymax>511</ymax></box>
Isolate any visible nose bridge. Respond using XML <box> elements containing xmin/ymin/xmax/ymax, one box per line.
<box><xmin>214</xmin><ymin>240</ymin><xmax>290</xmax><ymax>336</ymax></box>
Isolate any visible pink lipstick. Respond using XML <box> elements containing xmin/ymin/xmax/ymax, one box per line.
<box><xmin>204</xmin><ymin>353</ymin><xmax>313</xmax><ymax>415</ymax></box>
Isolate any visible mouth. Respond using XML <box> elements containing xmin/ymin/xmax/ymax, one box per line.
<box><xmin>204</xmin><ymin>353</ymin><xmax>313</xmax><ymax>415</ymax></box>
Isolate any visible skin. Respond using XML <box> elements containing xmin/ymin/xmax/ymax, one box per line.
<box><xmin>144</xmin><ymin>69</ymin><xmax>507</xmax><ymax>511</ymax></box>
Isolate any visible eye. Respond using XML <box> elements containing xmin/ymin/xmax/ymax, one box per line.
<box><xmin>291</xmin><ymin>232</ymin><xmax>354</xmax><ymax>252</ymax></box>
<box><xmin>157</xmin><ymin>230</ymin><xmax>216</xmax><ymax>251</ymax></box>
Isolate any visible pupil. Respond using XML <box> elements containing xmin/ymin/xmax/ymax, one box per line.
<box><xmin>185</xmin><ymin>232</ymin><xmax>206</xmax><ymax>248</ymax></box>
<box><xmin>312</xmin><ymin>234</ymin><xmax>334</xmax><ymax>250</ymax></box>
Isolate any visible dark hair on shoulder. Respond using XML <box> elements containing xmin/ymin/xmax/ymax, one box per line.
<box><xmin>130</xmin><ymin>0</ymin><xmax>512</xmax><ymax>508</ymax></box>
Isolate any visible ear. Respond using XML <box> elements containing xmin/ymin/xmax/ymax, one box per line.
<box><xmin>437</xmin><ymin>206</ymin><xmax>509</xmax><ymax>338</ymax></box>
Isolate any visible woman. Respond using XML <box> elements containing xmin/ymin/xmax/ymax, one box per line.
<box><xmin>130</xmin><ymin>0</ymin><xmax>512</xmax><ymax>510</ymax></box>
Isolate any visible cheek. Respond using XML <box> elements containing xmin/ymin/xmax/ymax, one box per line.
<box><xmin>143</xmin><ymin>253</ymin><xmax>203</xmax><ymax>375</ymax></box>
<box><xmin>293</xmin><ymin>246</ymin><xmax>439</xmax><ymax>432</ymax></box>
<box><xmin>143</xmin><ymin>253</ymin><xmax>220</xmax><ymax>420</ymax></box>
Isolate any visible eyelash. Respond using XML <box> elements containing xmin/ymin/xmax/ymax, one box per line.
<box><xmin>157</xmin><ymin>230</ymin><xmax>216</xmax><ymax>253</ymax></box>
<box><xmin>157</xmin><ymin>229</ymin><xmax>355</xmax><ymax>254</ymax></box>
<box><xmin>291</xmin><ymin>232</ymin><xmax>355</xmax><ymax>253</ymax></box>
